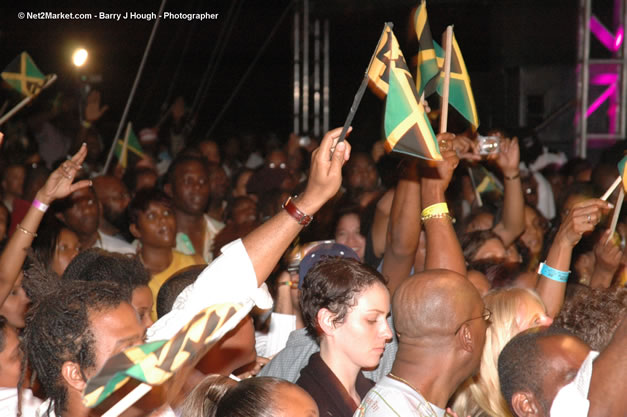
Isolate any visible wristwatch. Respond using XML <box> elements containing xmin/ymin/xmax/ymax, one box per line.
<box><xmin>282</xmin><ymin>196</ymin><xmax>313</xmax><ymax>226</ymax></box>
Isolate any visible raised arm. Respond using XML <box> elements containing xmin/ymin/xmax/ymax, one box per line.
<box><xmin>589</xmin><ymin>229</ymin><xmax>622</xmax><ymax>289</ymax></box>
<box><xmin>0</xmin><ymin>144</ymin><xmax>91</xmax><ymax>305</ymax></box>
<box><xmin>536</xmin><ymin>198</ymin><xmax>612</xmax><ymax>317</ymax></box>
<box><xmin>588</xmin><ymin>316</ymin><xmax>627</xmax><ymax>417</ymax></box>
<box><xmin>243</xmin><ymin>127</ymin><xmax>351</xmax><ymax>286</ymax></box>
<box><xmin>382</xmin><ymin>160</ymin><xmax>420</xmax><ymax>295</ymax></box>
<box><xmin>370</xmin><ymin>188</ymin><xmax>394</xmax><ymax>260</ymax></box>
<box><xmin>491</xmin><ymin>137</ymin><xmax>524</xmax><ymax>246</ymax></box>
<box><xmin>422</xmin><ymin>133</ymin><xmax>466</xmax><ymax>275</ymax></box>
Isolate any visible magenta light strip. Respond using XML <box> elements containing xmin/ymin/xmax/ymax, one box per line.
<box><xmin>590</xmin><ymin>16</ymin><xmax>624</xmax><ymax>51</ymax></box>
<box><xmin>591</xmin><ymin>73</ymin><xmax>619</xmax><ymax>85</ymax></box>
<box><xmin>586</xmin><ymin>82</ymin><xmax>618</xmax><ymax>117</ymax></box>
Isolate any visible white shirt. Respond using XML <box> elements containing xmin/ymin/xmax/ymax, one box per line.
<box><xmin>148</xmin><ymin>238</ymin><xmax>273</xmax><ymax>342</ymax></box>
<box><xmin>550</xmin><ymin>351</ymin><xmax>599</xmax><ymax>417</ymax></box>
<box><xmin>354</xmin><ymin>376</ymin><xmax>446</xmax><ymax>417</ymax></box>
<box><xmin>255</xmin><ymin>312</ymin><xmax>297</xmax><ymax>358</ymax></box>
<box><xmin>0</xmin><ymin>387</ymin><xmax>42</xmax><ymax>417</ymax></box>
<box><xmin>94</xmin><ymin>230</ymin><xmax>136</xmax><ymax>255</ymax></box>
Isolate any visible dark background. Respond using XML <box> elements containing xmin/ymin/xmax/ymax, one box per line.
<box><xmin>0</xmin><ymin>0</ymin><xmax>619</xmax><ymax>155</ymax></box>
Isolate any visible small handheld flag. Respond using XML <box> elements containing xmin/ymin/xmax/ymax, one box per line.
<box><xmin>1</xmin><ymin>52</ymin><xmax>49</xmax><ymax>97</ymax></box>
<box><xmin>414</xmin><ymin>0</ymin><xmax>443</xmax><ymax>97</ymax></box>
<box><xmin>114</xmin><ymin>123</ymin><xmax>145</xmax><ymax>169</ymax></box>
<box><xmin>436</xmin><ymin>30</ymin><xmax>479</xmax><ymax>130</ymax></box>
<box><xmin>369</xmin><ymin>24</ymin><xmax>441</xmax><ymax>160</ymax></box>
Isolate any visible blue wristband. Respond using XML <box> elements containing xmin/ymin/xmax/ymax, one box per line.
<box><xmin>538</xmin><ymin>262</ymin><xmax>570</xmax><ymax>283</ymax></box>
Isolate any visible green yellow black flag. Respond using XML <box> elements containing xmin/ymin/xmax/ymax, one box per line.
<box><xmin>384</xmin><ymin>57</ymin><xmax>441</xmax><ymax>161</ymax></box>
<box><xmin>83</xmin><ymin>302</ymin><xmax>245</xmax><ymax>408</ymax></box>
<box><xmin>114</xmin><ymin>123</ymin><xmax>145</xmax><ymax>169</ymax></box>
<box><xmin>367</xmin><ymin>23</ymin><xmax>396</xmax><ymax>99</ymax></box>
<box><xmin>1</xmin><ymin>52</ymin><xmax>48</xmax><ymax>97</ymax></box>
<box><xmin>414</xmin><ymin>0</ymin><xmax>443</xmax><ymax>97</ymax></box>
<box><xmin>435</xmin><ymin>31</ymin><xmax>479</xmax><ymax>129</ymax></box>
<box><xmin>368</xmin><ymin>25</ymin><xmax>440</xmax><ymax>161</ymax></box>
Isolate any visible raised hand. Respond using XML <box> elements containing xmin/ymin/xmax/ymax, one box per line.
<box><xmin>300</xmin><ymin>127</ymin><xmax>352</xmax><ymax>212</ymax></box>
<box><xmin>36</xmin><ymin>143</ymin><xmax>92</xmax><ymax>204</ymax></box>
<box><xmin>591</xmin><ymin>229</ymin><xmax>623</xmax><ymax>287</ymax></box>
<box><xmin>440</xmin><ymin>133</ymin><xmax>480</xmax><ymax>161</ymax></box>
<box><xmin>494</xmin><ymin>136</ymin><xmax>520</xmax><ymax>177</ymax></box>
<box><xmin>421</xmin><ymin>132</ymin><xmax>460</xmax><ymax>191</ymax></box>
<box><xmin>556</xmin><ymin>199</ymin><xmax>613</xmax><ymax>247</ymax></box>
<box><xmin>84</xmin><ymin>90</ymin><xmax>109</xmax><ymax>122</ymax></box>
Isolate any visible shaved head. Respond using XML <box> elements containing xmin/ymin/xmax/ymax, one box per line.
<box><xmin>392</xmin><ymin>269</ymin><xmax>483</xmax><ymax>338</ymax></box>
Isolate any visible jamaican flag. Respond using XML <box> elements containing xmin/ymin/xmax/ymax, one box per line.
<box><xmin>382</xmin><ymin>32</ymin><xmax>441</xmax><ymax>161</ymax></box>
<box><xmin>83</xmin><ymin>302</ymin><xmax>246</xmax><ymax>407</ymax></box>
<box><xmin>367</xmin><ymin>23</ymin><xmax>397</xmax><ymax>99</ymax></box>
<box><xmin>1</xmin><ymin>52</ymin><xmax>48</xmax><ymax>97</ymax></box>
<box><xmin>472</xmin><ymin>164</ymin><xmax>504</xmax><ymax>196</ymax></box>
<box><xmin>114</xmin><ymin>122</ymin><xmax>144</xmax><ymax>169</ymax></box>
<box><xmin>618</xmin><ymin>154</ymin><xmax>627</xmax><ymax>192</ymax></box>
<box><xmin>435</xmin><ymin>30</ymin><xmax>479</xmax><ymax>129</ymax></box>
<box><xmin>414</xmin><ymin>0</ymin><xmax>443</xmax><ymax>97</ymax></box>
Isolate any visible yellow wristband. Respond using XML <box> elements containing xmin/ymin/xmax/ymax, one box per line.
<box><xmin>421</xmin><ymin>202</ymin><xmax>449</xmax><ymax>218</ymax></box>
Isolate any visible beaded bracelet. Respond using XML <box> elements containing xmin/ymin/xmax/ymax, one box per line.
<box><xmin>421</xmin><ymin>202</ymin><xmax>450</xmax><ymax>223</ymax></box>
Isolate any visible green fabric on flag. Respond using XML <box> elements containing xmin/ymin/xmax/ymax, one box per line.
<box><xmin>1</xmin><ymin>52</ymin><xmax>47</xmax><ymax>97</ymax></box>
<box><xmin>435</xmin><ymin>32</ymin><xmax>479</xmax><ymax>129</ymax></box>
<box><xmin>115</xmin><ymin>127</ymin><xmax>144</xmax><ymax>168</ymax></box>
<box><xmin>414</xmin><ymin>0</ymin><xmax>443</xmax><ymax>97</ymax></box>
<box><xmin>384</xmin><ymin>59</ymin><xmax>441</xmax><ymax>161</ymax></box>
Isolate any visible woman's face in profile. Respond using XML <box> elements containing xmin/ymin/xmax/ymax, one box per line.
<box><xmin>330</xmin><ymin>283</ymin><xmax>393</xmax><ymax>370</ymax></box>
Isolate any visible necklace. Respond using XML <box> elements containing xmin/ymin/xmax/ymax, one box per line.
<box><xmin>387</xmin><ymin>373</ymin><xmax>439</xmax><ymax>417</ymax></box>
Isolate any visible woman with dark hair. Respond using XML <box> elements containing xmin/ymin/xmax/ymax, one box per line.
<box><xmin>31</xmin><ymin>214</ymin><xmax>80</xmax><ymax>276</ymax></box>
<box><xmin>128</xmin><ymin>188</ymin><xmax>204</xmax><ymax>320</ymax></box>
<box><xmin>181</xmin><ymin>374</ymin><xmax>318</xmax><ymax>417</ymax></box>
<box><xmin>333</xmin><ymin>205</ymin><xmax>375</xmax><ymax>264</ymax></box>
<box><xmin>296</xmin><ymin>257</ymin><xmax>392</xmax><ymax>417</ymax></box>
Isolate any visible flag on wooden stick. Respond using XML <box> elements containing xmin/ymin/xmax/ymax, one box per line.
<box><xmin>414</xmin><ymin>0</ymin><xmax>443</xmax><ymax>97</ymax></box>
<box><xmin>1</xmin><ymin>52</ymin><xmax>50</xmax><ymax>97</ymax></box>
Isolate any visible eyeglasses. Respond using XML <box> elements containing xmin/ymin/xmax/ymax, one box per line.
<box><xmin>454</xmin><ymin>308</ymin><xmax>492</xmax><ymax>335</ymax></box>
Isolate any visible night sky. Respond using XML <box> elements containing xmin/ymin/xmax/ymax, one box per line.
<box><xmin>0</xmin><ymin>0</ymin><xmax>589</xmax><ymax>152</ymax></box>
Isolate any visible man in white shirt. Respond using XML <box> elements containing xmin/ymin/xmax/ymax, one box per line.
<box><xmin>56</xmin><ymin>185</ymin><xmax>135</xmax><ymax>254</ymax></box>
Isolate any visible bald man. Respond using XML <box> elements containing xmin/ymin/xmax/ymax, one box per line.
<box><xmin>355</xmin><ymin>269</ymin><xmax>488</xmax><ymax>417</ymax></box>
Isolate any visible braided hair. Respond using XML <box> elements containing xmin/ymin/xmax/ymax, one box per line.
<box><xmin>21</xmin><ymin>280</ymin><xmax>131</xmax><ymax>416</ymax></box>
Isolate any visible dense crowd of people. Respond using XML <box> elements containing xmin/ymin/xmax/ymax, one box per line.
<box><xmin>0</xmin><ymin>84</ymin><xmax>625</xmax><ymax>417</ymax></box>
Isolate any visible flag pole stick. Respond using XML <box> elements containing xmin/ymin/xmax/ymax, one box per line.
<box><xmin>0</xmin><ymin>74</ymin><xmax>57</xmax><ymax>126</ymax></box>
<box><xmin>606</xmin><ymin>187</ymin><xmax>624</xmax><ymax>244</ymax></box>
<box><xmin>336</xmin><ymin>74</ymin><xmax>369</xmax><ymax>145</ymax></box>
<box><xmin>337</xmin><ymin>23</ymin><xmax>392</xmax><ymax>145</ymax></box>
<box><xmin>102</xmin><ymin>0</ymin><xmax>168</xmax><ymax>175</ymax></box>
<box><xmin>439</xmin><ymin>26</ymin><xmax>453</xmax><ymax>134</ymax></box>
<box><xmin>601</xmin><ymin>175</ymin><xmax>622</xmax><ymax>201</ymax></box>
<box><xmin>101</xmin><ymin>383</ymin><xmax>153</xmax><ymax>417</ymax></box>
<box><xmin>118</xmin><ymin>122</ymin><xmax>132</xmax><ymax>170</ymax></box>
